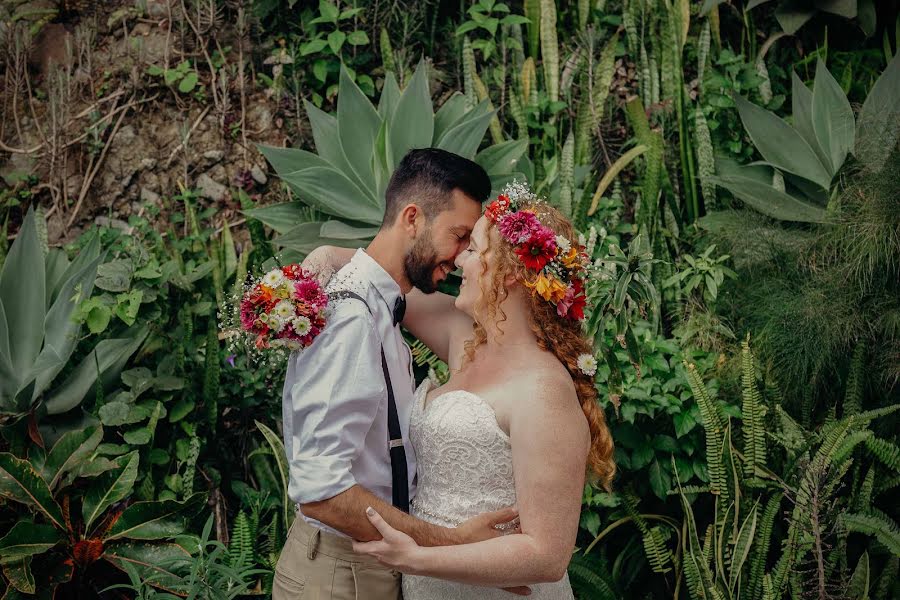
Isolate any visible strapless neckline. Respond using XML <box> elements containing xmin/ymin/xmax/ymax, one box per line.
<box><xmin>416</xmin><ymin>379</ymin><xmax>510</xmax><ymax>442</ymax></box>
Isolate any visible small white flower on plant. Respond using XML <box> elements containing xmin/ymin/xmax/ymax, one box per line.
<box><xmin>555</xmin><ymin>235</ymin><xmax>571</xmax><ymax>253</ymax></box>
<box><xmin>273</xmin><ymin>300</ymin><xmax>295</xmax><ymax>319</ymax></box>
<box><xmin>577</xmin><ymin>353</ymin><xmax>598</xmax><ymax>377</ymax></box>
<box><xmin>292</xmin><ymin>315</ymin><xmax>312</xmax><ymax>336</ymax></box>
<box><xmin>263</xmin><ymin>269</ymin><xmax>286</xmax><ymax>287</ymax></box>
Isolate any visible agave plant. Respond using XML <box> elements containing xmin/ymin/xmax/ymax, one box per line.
<box><xmin>0</xmin><ymin>425</ymin><xmax>205</xmax><ymax>596</ymax></box>
<box><xmin>743</xmin><ymin>0</ymin><xmax>878</xmax><ymax>36</ymax></box>
<box><xmin>712</xmin><ymin>54</ymin><xmax>899</xmax><ymax>223</ymax></box>
<box><xmin>0</xmin><ymin>208</ymin><xmax>147</xmax><ymax>419</ymax></box>
<box><xmin>252</xmin><ymin>60</ymin><xmax>528</xmax><ymax>256</ymax></box>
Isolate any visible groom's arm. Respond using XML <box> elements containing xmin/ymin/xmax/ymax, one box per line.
<box><xmin>302</xmin><ymin>485</ymin><xmax>515</xmax><ymax>546</ymax></box>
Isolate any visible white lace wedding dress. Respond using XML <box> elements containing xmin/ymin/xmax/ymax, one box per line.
<box><xmin>402</xmin><ymin>380</ymin><xmax>574</xmax><ymax>600</ymax></box>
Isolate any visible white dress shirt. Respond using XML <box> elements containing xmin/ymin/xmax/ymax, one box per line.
<box><xmin>281</xmin><ymin>249</ymin><xmax>417</xmax><ymax>537</ymax></box>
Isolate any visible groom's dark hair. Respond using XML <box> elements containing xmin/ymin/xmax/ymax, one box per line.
<box><xmin>382</xmin><ymin>148</ymin><xmax>491</xmax><ymax>228</ymax></box>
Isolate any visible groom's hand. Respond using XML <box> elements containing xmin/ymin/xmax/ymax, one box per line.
<box><xmin>454</xmin><ymin>506</ymin><xmax>519</xmax><ymax>544</ymax></box>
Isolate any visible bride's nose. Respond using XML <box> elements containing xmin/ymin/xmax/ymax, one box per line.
<box><xmin>454</xmin><ymin>252</ymin><xmax>465</xmax><ymax>270</ymax></box>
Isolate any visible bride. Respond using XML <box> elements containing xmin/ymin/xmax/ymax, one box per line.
<box><xmin>314</xmin><ymin>184</ymin><xmax>614</xmax><ymax>597</ymax></box>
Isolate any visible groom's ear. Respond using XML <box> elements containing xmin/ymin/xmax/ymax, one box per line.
<box><xmin>398</xmin><ymin>203</ymin><xmax>424</xmax><ymax>237</ymax></box>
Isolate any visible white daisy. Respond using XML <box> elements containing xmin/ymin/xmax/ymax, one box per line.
<box><xmin>268</xmin><ymin>314</ymin><xmax>286</xmax><ymax>332</ymax></box>
<box><xmin>273</xmin><ymin>299</ymin><xmax>295</xmax><ymax>319</ymax></box>
<box><xmin>555</xmin><ymin>235</ymin><xmax>571</xmax><ymax>253</ymax></box>
<box><xmin>292</xmin><ymin>315</ymin><xmax>312</xmax><ymax>336</ymax></box>
<box><xmin>577</xmin><ymin>353</ymin><xmax>598</xmax><ymax>377</ymax></box>
<box><xmin>262</xmin><ymin>269</ymin><xmax>285</xmax><ymax>287</ymax></box>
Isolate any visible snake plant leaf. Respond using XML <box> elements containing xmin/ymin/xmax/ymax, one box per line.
<box><xmin>281</xmin><ymin>167</ymin><xmax>383</xmax><ymax>224</ymax></box>
<box><xmin>389</xmin><ymin>60</ymin><xmax>434</xmax><ymax>166</ymax></box>
<box><xmin>83</xmin><ymin>451</ymin><xmax>139</xmax><ymax>533</ymax></box>
<box><xmin>733</xmin><ymin>93</ymin><xmax>832</xmax><ymax>190</ymax></box>
<box><xmin>811</xmin><ymin>59</ymin><xmax>855</xmax><ymax>173</ymax></box>
<box><xmin>337</xmin><ymin>65</ymin><xmax>381</xmax><ymax>196</ymax></box>
<box><xmin>0</xmin><ymin>207</ymin><xmax>45</xmax><ymax>383</ymax></box>
<box><xmin>710</xmin><ymin>168</ymin><xmax>827</xmax><ymax>223</ymax></box>
<box><xmin>105</xmin><ymin>493</ymin><xmax>205</xmax><ymax>541</ymax></box>
<box><xmin>791</xmin><ymin>71</ymin><xmax>831</xmax><ymax>171</ymax></box>
<box><xmin>0</xmin><ymin>522</ymin><xmax>63</xmax><ymax>564</ymax></box>
<box><xmin>729</xmin><ymin>503</ymin><xmax>759</xmax><ymax>591</ymax></box>
<box><xmin>377</xmin><ymin>71</ymin><xmax>402</xmax><ymax>124</ymax></box>
<box><xmin>0</xmin><ymin>453</ymin><xmax>65</xmax><ymax>530</ymax></box>
<box><xmin>856</xmin><ymin>51</ymin><xmax>900</xmax><ymax>172</ymax></box>
<box><xmin>255</xmin><ymin>420</ymin><xmax>294</xmax><ymax>535</ymax></box>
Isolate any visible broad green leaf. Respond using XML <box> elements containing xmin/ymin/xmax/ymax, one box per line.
<box><xmin>43</xmin><ymin>250</ymin><xmax>68</xmax><ymax>309</ymax></box>
<box><xmin>114</xmin><ymin>290</ymin><xmax>143</xmax><ymax>326</ymax></box>
<box><xmin>847</xmin><ymin>551</ymin><xmax>870</xmax><ymax>600</ymax></box>
<box><xmin>711</xmin><ymin>170</ymin><xmax>827</xmax><ymax>222</ymax></box>
<box><xmin>733</xmin><ymin>93</ymin><xmax>832</xmax><ymax>190</ymax></box>
<box><xmin>377</xmin><ymin>72</ymin><xmax>402</xmax><ymax>124</ymax></box>
<box><xmin>302</xmin><ymin>100</ymin><xmax>372</xmax><ymax>195</ymax></box>
<box><xmin>99</xmin><ymin>401</ymin><xmax>134</xmax><ymax>426</ymax></box>
<box><xmin>177</xmin><ymin>72</ymin><xmax>197</xmax><ymax>93</ymax></box>
<box><xmin>256</xmin><ymin>145</ymin><xmax>329</xmax><ymax>178</ymax></box>
<box><xmin>436</xmin><ymin>102</ymin><xmax>496</xmax><ymax>159</ymax></box>
<box><xmin>83</xmin><ymin>451</ymin><xmax>139</xmax><ymax>533</ymax></box>
<box><xmin>3</xmin><ymin>556</ymin><xmax>35</xmax><ymax>594</ymax></box>
<box><xmin>433</xmin><ymin>93</ymin><xmax>469</xmax><ymax>142</ymax></box>
<box><xmin>241</xmin><ymin>201</ymin><xmax>309</xmax><ymax>235</ymax></box>
<box><xmin>95</xmin><ymin>259</ymin><xmax>133</xmax><ymax>292</ymax></box>
<box><xmin>791</xmin><ymin>71</ymin><xmax>831</xmax><ymax>171</ymax></box>
<box><xmin>648</xmin><ymin>459</ymin><xmax>672</xmax><ymax>500</ymax></box>
<box><xmin>281</xmin><ymin>167</ymin><xmax>383</xmax><ymax>224</ymax></box>
<box><xmin>336</xmin><ymin>65</ymin><xmax>381</xmax><ymax>195</ymax></box>
<box><xmin>167</xmin><ymin>398</ymin><xmax>194</xmax><ymax>423</ymax></box>
<box><xmin>856</xmin><ymin>52</ymin><xmax>900</xmax><ymax>172</ymax></box>
<box><xmin>0</xmin><ymin>453</ymin><xmax>64</xmax><ymax>529</ymax></box>
<box><xmin>41</xmin><ymin>425</ymin><xmax>102</xmax><ymax>490</ymax></box>
<box><xmin>0</xmin><ymin>522</ymin><xmax>62</xmax><ymax>564</ymax></box>
<box><xmin>273</xmin><ymin>222</ymin><xmax>370</xmax><ymax>255</ymax></box>
<box><xmin>123</xmin><ymin>428</ymin><xmax>152</xmax><ymax>445</ymax></box>
<box><xmin>346</xmin><ymin>30</ymin><xmax>368</xmax><ymax>45</ymax></box>
<box><xmin>44</xmin><ymin>326</ymin><xmax>148</xmax><ymax>415</ymax></box>
<box><xmin>774</xmin><ymin>4</ymin><xmax>815</xmax><ymax>34</ymax></box>
<box><xmin>0</xmin><ymin>208</ymin><xmax>46</xmax><ymax>382</ymax></box>
<box><xmin>327</xmin><ymin>30</ymin><xmax>345</xmax><ymax>54</ymax></box>
<box><xmin>105</xmin><ymin>493</ymin><xmax>205</xmax><ymax>541</ymax></box>
<box><xmin>319</xmin><ymin>220</ymin><xmax>381</xmax><ymax>240</ymax></box>
<box><xmin>300</xmin><ymin>38</ymin><xmax>327</xmax><ymax>56</ymax></box>
<box><xmin>82</xmin><ymin>299</ymin><xmax>111</xmax><ymax>334</ymax></box>
<box><xmin>811</xmin><ymin>59</ymin><xmax>855</xmax><ymax>173</ymax></box>
<box><xmin>475</xmin><ymin>138</ymin><xmax>528</xmax><ymax>174</ymax></box>
<box><xmin>389</xmin><ymin>60</ymin><xmax>434</xmax><ymax>166</ymax></box>
<box><xmin>103</xmin><ymin>541</ymin><xmax>192</xmax><ymax>592</ymax></box>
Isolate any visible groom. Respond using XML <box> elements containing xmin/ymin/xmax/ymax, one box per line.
<box><xmin>273</xmin><ymin>148</ymin><xmax>517</xmax><ymax>599</ymax></box>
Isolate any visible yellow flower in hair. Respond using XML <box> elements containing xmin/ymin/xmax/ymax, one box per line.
<box><xmin>528</xmin><ymin>274</ymin><xmax>567</xmax><ymax>303</ymax></box>
<box><xmin>561</xmin><ymin>247</ymin><xmax>580</xmax><ymax>269</ymax></box>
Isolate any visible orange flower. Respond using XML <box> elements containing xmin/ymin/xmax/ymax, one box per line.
<box><xmin>561</xmin><ymin>247</ymin><xmax>581</xmax><ymax>269</ymax></box>
<box><xmin>526</xmin><ymin>274</ymin><xmax>567</xmax><ymax>303</ymax></box>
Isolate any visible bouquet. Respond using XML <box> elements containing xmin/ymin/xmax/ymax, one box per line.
<box><xmin>223</xmin><ymin>264</ymin><xmax>328</xmax><ymax>362</ymax></box>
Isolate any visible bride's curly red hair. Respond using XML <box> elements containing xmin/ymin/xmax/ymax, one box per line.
<box><xmin>463</xmin><ymin>202</ymin><xmax>615</xmax><ymax>489</ymax></box>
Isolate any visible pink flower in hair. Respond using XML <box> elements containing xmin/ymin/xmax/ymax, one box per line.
<box><xmin>497</xmin><ymin>211</ymin><xmax>542</xmax><ymax>244</ymax></box>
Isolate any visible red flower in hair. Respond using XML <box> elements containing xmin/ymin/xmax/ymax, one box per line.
<box><xmin>485</xmin><ymin>194</ymin><xmax>511</xmax><ymax>222</ymax></box>
<box><xmin>568</xmin><ymin>278</ymin><xmax>587</xmax><ymax>320</ymax></box>
<box><xmin>514</xmin><ymin>227</ymin><xmax>557</xmax><ymax>271</ymax></box>
<box><xmin>282</xmin><ymin>264</ymin><xmax>304</xmax><ymax>279</ymax></box>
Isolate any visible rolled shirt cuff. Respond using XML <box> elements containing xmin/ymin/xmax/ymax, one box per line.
<box><xmin>288</xmin><ymin>455</ymin><xmax>356</xmax><ymax>504</ymax></box>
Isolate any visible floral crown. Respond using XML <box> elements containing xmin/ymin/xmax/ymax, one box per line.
<box><xmin>484</xmin><ymin>182</ymin><xmax>589</xmax><ymax>321</ymax></box>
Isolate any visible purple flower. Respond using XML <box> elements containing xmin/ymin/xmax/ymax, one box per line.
<box><xmin>225</xmin><ymin>354</ymin><xmax>236</xmax><ymax>368</ymax></box>
<box><xmin>497</xmin><ymin>211</ymin><xmax>542</xmax><ymax>244</ymax></box>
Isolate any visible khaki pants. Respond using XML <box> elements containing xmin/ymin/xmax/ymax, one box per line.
<box><xmin>273</xmin><ymin>516</ymin><xmax>401</xmax><ymax>600</ymax></box>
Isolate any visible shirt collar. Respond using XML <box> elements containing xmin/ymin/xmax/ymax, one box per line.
<box><xmin>350</xmin><ymin>248</ymin><xmax>404</xmax><ymax>311</ymax></box>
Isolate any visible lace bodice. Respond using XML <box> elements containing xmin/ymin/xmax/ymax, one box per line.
<box><xmin>403</xmin><ymin>380</ymin><xmax>573</xmax><ymax>600</ymax></box>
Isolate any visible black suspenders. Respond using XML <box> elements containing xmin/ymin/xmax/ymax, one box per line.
<box><xmin>328</xmin><ymin>291</ymin><xmax>410</xmax><ymax>513</ymax></box>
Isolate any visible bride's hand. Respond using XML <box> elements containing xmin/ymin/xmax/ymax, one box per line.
<box><xmin>352</xmin><ymin>507</ymin><xmax>422</xmax><ymax>573</ymax></box>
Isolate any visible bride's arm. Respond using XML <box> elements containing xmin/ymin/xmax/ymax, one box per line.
<box><xmin>354</xmin><ymin>372</ymin><xmax>590</xmax><ymax>586</ymax></box>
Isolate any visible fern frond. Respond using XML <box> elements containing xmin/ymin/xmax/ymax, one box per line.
<box><xmin>741</xmin><ymin>338</ymin><xmax>766</xmax><ymax>479</ymax></box>
<box><xmin>854</xmin><ymin>464</ymin><xmax>875</xmax><ymax>512</ymax></box>
<box><xmin>865</xmin><ymin>436</ymin><xmax>900</xmax><ymax>471</ymax></box>
<box><xmin>667</xmin><ymin>485</ymin><xmax>711</xmax><ymax>496</ymax></box>
<box><xmin>686</xmin><ymin>362</ymin><xmax>727</xmax><ymax>497</ymax></box>
<box><xmin>873</xmin><ymin>554</ymin><xmax>898</xmax><ymax>600</ymax></box>
<box><xmin>875</xmin><ymin>474</ymin><xmax>900</xmax><ymax>497</ymax></box>
<box><xmin>841</xmin><ymin>512</ymin><xmax>900</xmax><ymax>555</ymax></box>
<box><xmin>747</xmin><ymin>492</ymin><xmax>783</xmax><ymax>600</ymax></box>
<box><xmin>228</xmin><ymin>511</ymin><xmax>253</xmax><ymax>570</ymax></box>
<box><xmin>567</xmin><ymin>552</ymin><xmax>618</xmax><ymax>600</ymax></box>
<box><xmin>623</xmin><ymin>493</ymin><xmax>673</xmax><ymax>574</ymax></box>
<box><xmin>833</xmin><ymin>430</ymin><xmax>874</xmax><ymax>464</ymax></box>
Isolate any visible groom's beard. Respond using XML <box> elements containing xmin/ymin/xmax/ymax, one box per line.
<box><xmin>404</xmin><ymin>232</ymin><xmax>442</xmax><ymax>294</ymax></box>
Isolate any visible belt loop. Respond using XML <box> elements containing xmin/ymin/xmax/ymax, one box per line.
<box><xmin>306</xmin><ymin>527</ymin><xmax>320</xmax><ymax>560</ymax></box>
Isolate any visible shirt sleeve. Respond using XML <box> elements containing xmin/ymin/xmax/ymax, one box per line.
<box><xmin>284</xmin><ymin>301</ymin><xmax>385</xmax><ymax>504</ymax></box>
